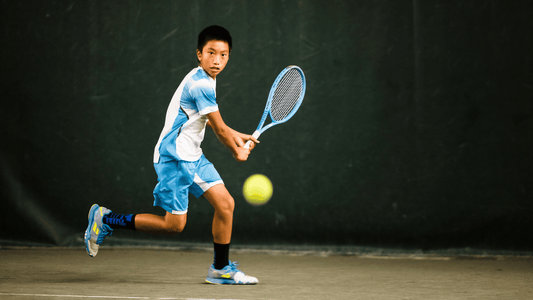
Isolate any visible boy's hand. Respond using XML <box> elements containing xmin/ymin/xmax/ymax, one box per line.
<box><xmin>233</xmin><ymin>147</ymin><xmax>251</xmax><ymax>162</ymax></box>
<box><xmin>232</xmin><ymin>131</ymin><xmax>259</xmax><ymax>150</ymax></box>
<box><xmin>206</xmin><ymin>111</ymin><xmax>259</xmax><ymax>161</ymax></box>
<box><xmin>232</xmin><ymin>132</ymin><xmax>258</xmax><ymax>162</ymax></box>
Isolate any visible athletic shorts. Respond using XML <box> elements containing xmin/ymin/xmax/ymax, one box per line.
<box><xmin>153</xmin><ymin>154</ymin><xmax>223</xmax><ymax>215</ymax></box>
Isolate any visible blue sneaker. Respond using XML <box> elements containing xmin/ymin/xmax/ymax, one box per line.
<box><xmin>84</xmin><ymin>204</ymin><xmax>113</xmax><ymax>257</ymax></box>
<box><xmin>206</xmin><ymin>261</ymin><xmax>258</xmax><ymax>285</ymax></box>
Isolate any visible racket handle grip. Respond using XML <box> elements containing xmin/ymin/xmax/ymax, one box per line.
<box><xmin>244</xmin><ymin>131</ymin><xmax>261</xmax><ymax>149</ymax></box>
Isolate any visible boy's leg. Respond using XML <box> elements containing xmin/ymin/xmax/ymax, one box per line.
<box><xmin>204</xmin><ymin>184</ymin><xmax>233</xmax><ymax>270</ymax></box>
<box><xmin>135</xmin><ymin>212</ymin><xmax>186</xmax><ymax>235</ymax></box>
<box><xmin>102</xmin><ymin>210</ymin><xmax>186</xmax><ymax>234</ymax></box>
<box><xmin>85</xmin><ymin>205</ymin><xmax>187</xmax><ymax>257</ymax></box>
<box><xmin>85</xmin><ymin>159</ymin><xmax>195</xmax><ymax>257</ymax></box>
<box><xmin>203</xmin><ymin>184</ymin><xmax>234</xmax><ymax>244</ymax></box>
<box><xmin>203</xmin><ymin>184</ymin><xmax>258</xmax><ymax>285</ymax></box>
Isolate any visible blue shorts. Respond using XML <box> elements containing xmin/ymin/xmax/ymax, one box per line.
<box><xmin>153</xmin><ymin>155</ymin><xmax>223</xmax><ymax>215</ymax></box>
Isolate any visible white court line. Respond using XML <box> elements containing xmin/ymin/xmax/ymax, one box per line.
<box><xmin>0</xmin><ymin>294</ymin><xmax>148</xmax><ymax>299</ymax></box>
<box><xmin>0</xmin><ymin>294</ymin><xmax>243</xmax><ymax>300</ymax></box>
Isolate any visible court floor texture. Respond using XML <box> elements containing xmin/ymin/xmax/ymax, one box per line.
<box><xmin>0</xmin><ymin>248</ymin><xmax>531</xmax><ymax>300</ymax></box>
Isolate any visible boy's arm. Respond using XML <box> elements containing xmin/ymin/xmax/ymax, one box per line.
<box><xmin>206</xmin><ymin>111</ymin><xmax>259</xmax><ymax>162</ymax></box>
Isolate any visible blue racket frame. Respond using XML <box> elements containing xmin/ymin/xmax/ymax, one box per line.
<box><xmin>246</xmin><ymin>65</ymin><xmax>306</xmax><ymax>145</ymax></box>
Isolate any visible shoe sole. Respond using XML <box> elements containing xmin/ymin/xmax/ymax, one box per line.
<box><xmin>205</xmin><ymin>278</ymin><xmax>257</xmax><ymax>285</ymax></box>
<box><xmin>84</xmin><ymin>204</ymin><xmax>99</xmax><ymax>257</ymax></box>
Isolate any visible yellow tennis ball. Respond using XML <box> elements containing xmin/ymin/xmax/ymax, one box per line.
<box><xmin>243</xmin><ymin>174</ymin><xmax>273</xmax><ymax>205</ymax></box>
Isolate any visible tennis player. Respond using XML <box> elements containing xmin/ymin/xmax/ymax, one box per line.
<box><xmin>84</xmin><ymin>25</ymin><xmax>259</xmax><ymax>285</ymax></box>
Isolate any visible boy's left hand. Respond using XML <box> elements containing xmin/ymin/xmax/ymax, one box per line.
<box><xmin>233</xmin><ymin>131</ymin><xmax>259</xmax><ymax>150</ymax></box>
<box><xmin>232</xmin><ymin>132</ymin><xmax>259</xmax><ymax>161</ymax></box>
<box><xmin>233</xmin><ymin>147</ymin><xmax>251</xmax><ymax>162</ymax></box>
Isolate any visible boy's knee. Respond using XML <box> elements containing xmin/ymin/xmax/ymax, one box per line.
<box><xmin>163</xmin><ymin>217</ymin><xmax>186</xmax><ymax>235</ymax></box>
<box><xmin>217</xmin><ymin>195</ymin><xmax>235</xmax><ymax>215</ymax></box>
<box><xmin>226</xmin><ymin>195</ymin><xmax>235</xmax><ymax>211</ymax></box>
<box><xmin>166</xmin><ymin>222</ymin><xmax>185</xmax><ymax>235</ymax></box>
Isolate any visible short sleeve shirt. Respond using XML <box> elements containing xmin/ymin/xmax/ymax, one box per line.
<box><xmin>154</xmin><ymin>67</ymin><xmax>219</xmax><ymax>163</ymax></box>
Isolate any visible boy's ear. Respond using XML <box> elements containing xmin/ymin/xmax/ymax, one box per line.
<box><xmin>196</xmin><ymin>49</ymin><xmax>202</xmax><ymax>62</ymax></box>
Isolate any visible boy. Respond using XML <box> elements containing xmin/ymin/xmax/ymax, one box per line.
<box><xmin>84</xmin><ymin>25</ymin><xmax>259</xmax><ymax>285</ymax></box>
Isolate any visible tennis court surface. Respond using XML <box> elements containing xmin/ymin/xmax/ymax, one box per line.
<box><xmin>0</xmin><ymin>248</ymin><xmax>531</xmax><ymax>300</ymax></box>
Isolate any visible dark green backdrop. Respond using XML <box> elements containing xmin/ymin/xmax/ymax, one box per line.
<box><xmin>1</xmin><ymin>0</ymin><xmax>532</xmax><ymax>252</ymax></box>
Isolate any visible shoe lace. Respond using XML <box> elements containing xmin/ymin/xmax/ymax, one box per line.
<box><xmin>228</xmin><ymin>261</ymin><xmax>240</xmax><ymax>272</ymax></box>
<box><xmin>96</xmin><ymin>223</ymin><xmax>113</xmax><ymax>244</ymax></box>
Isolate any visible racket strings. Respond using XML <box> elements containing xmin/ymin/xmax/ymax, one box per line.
<box><xmin>270</xmin><ymin>69</ymin><xmax>303</xmax><ymax>122</ymax></box>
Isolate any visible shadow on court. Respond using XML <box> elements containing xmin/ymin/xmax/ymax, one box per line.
<box><xmin>0</xmin><ymin>248</ymin><xmax>531</xmax><ymax>300</ymax></box>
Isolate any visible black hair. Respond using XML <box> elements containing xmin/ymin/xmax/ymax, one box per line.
<box><xmin>197</xmin><ymin>25</ymin><xmax>232</xmax><ymax>53</ymax></box>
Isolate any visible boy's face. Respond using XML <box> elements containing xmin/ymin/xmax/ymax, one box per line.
<box><xmin>197</xmin><ymin>40</ymin><xmax>230</xmax><ymax>79</ymax></box>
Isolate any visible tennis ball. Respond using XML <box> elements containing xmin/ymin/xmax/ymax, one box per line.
<box><xmin>243</xmin><ymin>174</ymin><xmax>273</xmax><ymax>205</ymax></box>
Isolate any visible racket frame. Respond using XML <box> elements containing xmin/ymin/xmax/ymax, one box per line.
<box><xmin>244</xmin><ymin>65</ymin><xmax>306</xmax><ymax>148</ymax></box>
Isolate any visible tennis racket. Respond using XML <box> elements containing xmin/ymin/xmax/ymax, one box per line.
<box><xmin>244</xmin><ymin>65</ymin><xmax>306</xmax><ymax>148</ymax></box>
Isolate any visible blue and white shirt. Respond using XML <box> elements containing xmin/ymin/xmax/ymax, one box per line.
<box><xmin>154</xmin><ymin>67</ymin><xmax>218</xmax><ymax>163</ymax></box>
